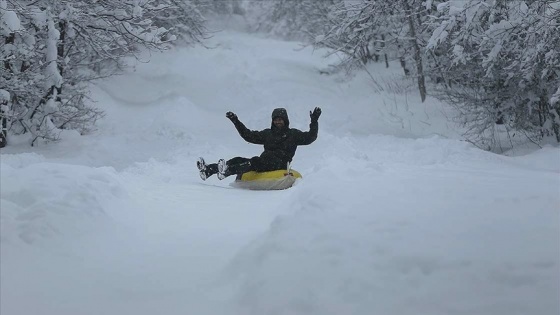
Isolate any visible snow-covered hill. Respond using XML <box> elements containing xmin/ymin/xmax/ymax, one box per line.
<box><xmin>1</xmin><ymin>30</ymin><xmax>558</xmax><ymax>315</ymax></box>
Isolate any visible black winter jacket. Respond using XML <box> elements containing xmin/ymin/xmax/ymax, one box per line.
<box><xmin>231</xmin><ymin>115</ymin><xmax>318</xmax><ymax>167</ymax></box>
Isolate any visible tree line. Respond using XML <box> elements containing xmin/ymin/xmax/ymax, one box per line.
<box><xmin>1</xmin><ymin>0</ymin><xmax>207</xmax><ymax>146</ymax></box>
<box><xmin>249</xmin><ymin>0</ymin><xmax>560</xmax><ymax>150</ymax></box>
<box><xmin>2</xmin><ymin>0</ymin><xmax>559</xmax><ymax>151</ymax></box>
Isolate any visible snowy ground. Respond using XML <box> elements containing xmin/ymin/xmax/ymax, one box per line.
<box><xmin>1</xmin><ymin>29</ymin><xmax>559</xmax><ymax>315</ymax></box>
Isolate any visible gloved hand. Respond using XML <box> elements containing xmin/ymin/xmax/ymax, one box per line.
<box><xmin>310</xmin><ymin>107</ymin><xmax>321</xmax><ymax>122</ymax></box>
<box><xmin>226</xmin><ymin>111</ymin><xmax>238</xmax><ymax>122</ymax></box>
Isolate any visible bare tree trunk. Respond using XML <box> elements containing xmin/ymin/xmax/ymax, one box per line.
<box><xmin>56</xmin><ymin>20</ymin><xmax>66</xmax><ymax>99</ymax></box>
<box><xmin>382</xmin><ymin>34</ymin><xmax>389</xmax><ymax>68</ymax></box>
<box><xmin>403</xmin><ymin>0</ymin><xmax>426</xmax><ymax>102</ymax></box>
<box><xmin>0</xmin><ymin>97</ymin><xmax>8</xmax><ymax>148</ymax></box>
<box><xmin>0</xmin><ymin>114</ymin><xmax>6</xmax><ymax>147</ymax></box>
<box><xmin>2</xmin><ymin>33</ymin><xmax>15</xmax><ymax>147</ymax></box>
<box><xmin>0</xmin><ymin>95</ymin><xmax>10</xmax><ymax>148</ymax></box>
<box><xmin>539</xmin><ymin>92</ymin><xmax>559</xmax><ymax>141</ymax></box>
<box><xmin>399</xmin><ymin>54</ymin><xmax>410</xmax><ymax>76</ymax></box>
<box><xmin>373</xmin><ymin>35</ymin><xmax>380</xmax><ymax>62</ymax></box>
<box><xmin>397</xmin><ymin>43</ymin><xmax>411</xmax><ymax>75</ymax></box>
<box><xmin>552</xmin><ymin>105</ymin><xmax>560</xmax><ymax>142</ymax></box>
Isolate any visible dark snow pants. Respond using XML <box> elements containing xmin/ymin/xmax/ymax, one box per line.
<box><xmin>225</xmin><ymin>156</ymin><xmax>286</xmax><ymax>175</ymax></box>
<box><xmin>204</xmin><ymin>156</ymin><xmax>287</xmax><ymax>179</ymax></box>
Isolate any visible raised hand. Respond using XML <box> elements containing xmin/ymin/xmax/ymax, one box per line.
<box><xmin>310</xmin><ymin>107</ymin><xmax>321</xmax><ymax>122</ymax></box>
<box><xmin>226</xmin><ymin>111</ymin><xmax>238</xmax><ymax>122</ymax></box>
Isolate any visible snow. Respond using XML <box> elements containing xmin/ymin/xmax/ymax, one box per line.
<box><xmin>45</xmin><ymin>12</ymin><xmax>62</xmax><ymax>90</ymax></box>
<box><xmin>0</xmin><ymin>89</ymin><xmax>9</xmax><ymax>101</ymax></box>
<box><xmin>483</xmin><ymin>39</ymin><xmax>503</xmax><ymax>68</ymax></box>
<box><xmin>552</xmin><ymin>86</ymin><xmax>560</xmax><ymax>105</ymax></box>
<box><xmin>426</xmin><ymin>21</ymin><xmax>450</xmax><ymax>49</ymax></box>
<box><xmin>425</xmin><ymin>0</ymin><xmax>434</xmax><ymax>10</ymax></box>
<box><xmin>0</xmin><ymin>0</ymin><xmax>22</xmax><ymax>33</ymax></box>
<box><xmin>1</xmin><ymin>28</ymin><xmax>559</xmax><ymax>315</ymax></box>
<box><xmin>464</xmin><ymin>1</ymin><xmax>482</xmax><ymax>29</ymax></box>
<box><xmin>448</xmin><ymin>1</ymin><xmax>466</xmax><ymax>16</ymax></box>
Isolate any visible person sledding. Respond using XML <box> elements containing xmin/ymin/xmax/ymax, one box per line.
<box><xmin>197</xmin><ymin>107</ymin><xmax>321</xmax><ymax>180</ymax></box>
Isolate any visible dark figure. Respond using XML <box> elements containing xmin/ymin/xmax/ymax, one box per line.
<box><xmin>198</xmin><ymin>107</ymin><xmax>321</xmax><ymax>180</ymax></box>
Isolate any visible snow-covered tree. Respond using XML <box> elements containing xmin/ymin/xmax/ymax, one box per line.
<box><xmin>311</xmin><ymin>0</ymin><xmax>429</xmax><ymax>101</ymax></box>
<box><xmin>244</xmin><ymin>0</ymin><xmax>339</xmax><ymax>41</ymax></box>
<box><xmin>146</xmin><ymin>0</ymin><xmax>208</xmax><ymax>45</ymax></box>
<box><xmin>427</xmin><ymin>0</ymin><xmax>560</xmax><ymax>149</ymax></box>
<box><xmin>1</xmin><ymin>0</ymin><xmax>42</xmax><ymax>143</ymax></box>
<box><xmin>311</xmin><ymin>1</ymin><xmax>387</xmax><ymax>68</ymax></box>
<box><xmin>193</xmin><ymin>0</ymin><xmax>245</xmax><ymax>16</ymax></box>
<box><xmin>1</xmin><ymin>0</ymin><xmax>207</xmax><ymax>145</ymax></box>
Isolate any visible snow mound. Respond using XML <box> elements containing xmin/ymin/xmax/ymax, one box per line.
<box><xmin>1</xmin><ymin>161</ymin><xmax>126</xmax><ymax>244</ymax></box>
<box><xmin>507</xmin><ymin>146</ymin><xmax>560</xmax><ymax>173</ymax></box>
<box><xmin>225</xmin><ymin>150</ymin><xmax>559</xmax><ymax>315</ymax></box>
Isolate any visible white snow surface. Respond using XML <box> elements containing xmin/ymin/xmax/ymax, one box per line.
<box><xmin>1</xmin><ymin>30</ymin><xmax>559</xmax><ymax>315</ymax></box>
<box><xmin>0</xmin><ymin>1</ymin><xmax>22</xmax><ymax>33</ymax></box>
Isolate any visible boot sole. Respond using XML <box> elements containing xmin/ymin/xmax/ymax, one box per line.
<box><xmin>197</xmin><ymin>157</ymin><xmax>208</xmax><ymax>180</ymax></box>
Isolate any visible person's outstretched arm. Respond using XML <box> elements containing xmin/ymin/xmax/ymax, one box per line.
<box><xmin>226</xmin><ymin>112</ymin><xmax>265</xmax><ymax>145</ymax></box>
<box><xmin>295</xmin><ymin>107</ymin><xmax>321</xmax><ymax>145</ymax></box>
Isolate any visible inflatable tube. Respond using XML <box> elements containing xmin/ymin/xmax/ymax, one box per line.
<box><xmin>231</xmin><ymin>169</ymin><xmax>302</xmax><ymax>190</ymax></box>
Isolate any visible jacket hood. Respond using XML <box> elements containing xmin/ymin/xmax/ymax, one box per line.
<box><xmin>271</xmin><ymin>108</ymin><xmax>289</xmax><ymax>128</ymax></box>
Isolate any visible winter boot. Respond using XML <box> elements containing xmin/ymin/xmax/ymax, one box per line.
<box><xmin>218</xmin><ymin>159</ymin><xmax>252</xmax><ymax>180</ymax></box>
<box><xmin>197</xmin><ymin>157</ymin><xmax>218</xmax><ymax>180</ymax></box>
<box><xmin>197</xmin><ymin>157</ymin><xmax>208</xmax><ymax>180</ymax></box>
<box><xmin>217</xmin><ymin>159</ymin><xmax>228</xmax><ymax>180</ymax></box>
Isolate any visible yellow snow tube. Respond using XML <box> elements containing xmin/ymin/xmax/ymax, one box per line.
<box><xmin>239</xmin><ymin>169</ymin><xmax>302</xmax><ymax>181</ymax></box>
<box><xmin>233</xmin><ymin>169</ymin><xmax>302</xmax><ymax>190</ymax></box>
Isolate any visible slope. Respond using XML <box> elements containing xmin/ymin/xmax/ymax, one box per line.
<box><xmin>1</xmin><ymin>30</ymin><xmax>558</xmax><ymax>315</ymax></box>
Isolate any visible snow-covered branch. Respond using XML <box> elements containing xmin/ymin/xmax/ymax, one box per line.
<box><xmin>0</xmin><ymin>0</ymin><xmax>208</xmax><ymax>145</ymax></box>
